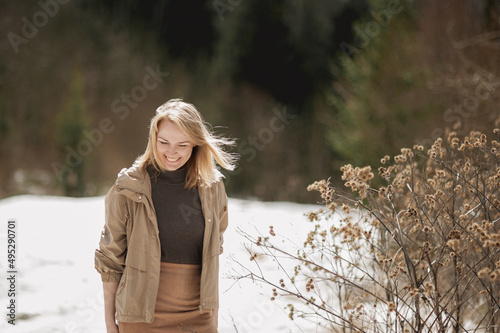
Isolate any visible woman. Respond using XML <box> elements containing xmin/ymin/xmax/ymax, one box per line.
<box><xmin>95</xmin><ymin>99</ymin><xmax>237</xmax><ymax>333</ymax></box>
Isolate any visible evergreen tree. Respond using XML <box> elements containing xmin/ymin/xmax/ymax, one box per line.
<box><xmin>328</xmin><ymin>0</ymin><xmax>440</xmax><ymax>168</ymax></box>
<box><xmin>54</xmin><ymin>69</ymin><xmax>89</xmax><ymax>197</ymax></box>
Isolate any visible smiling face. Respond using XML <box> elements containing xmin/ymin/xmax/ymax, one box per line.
<box><xmin>155</xmin><ymin>120</ymin><xmax>194</xmax><ymax>171</ymax></box>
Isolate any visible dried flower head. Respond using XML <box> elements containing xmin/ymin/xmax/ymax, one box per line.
<box><xmin>308</xmin><ymin>212</ymin><xmax>319</xmax><ymax>222</ymax></box>
<box><xmin>424</xmin><ymin>282</ymin><xmax>435</xmax><ymax>291</ymax></box>
<box><xmin>409</xmin><ymin>289</ymin><xmax>419</xmax><ymax>297</ymax></box>
<box><xmin>326</xmin><ymin>202</ymin><xmax>338</xmax><ymax>212</ymax></box>
<box><xmin>478</xmin><ymin>267</ymin><xmax>491</xmax><ymax>278</ymax></box>
<box><xmin>388</xmin><ymin>302</ymin><xmax>397</xmax><ymax>312</ymax></box>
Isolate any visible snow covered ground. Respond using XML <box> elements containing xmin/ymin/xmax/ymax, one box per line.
<box><xmin>0</xmin><ymin>195</ymin><xmax>328</xmax><ymax>333</ymax></box>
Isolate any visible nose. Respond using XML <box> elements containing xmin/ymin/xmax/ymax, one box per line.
<box><xmin>166</xmin><ymin>145</ymin><xmax>176</xmax><ymax>156</ymax></box>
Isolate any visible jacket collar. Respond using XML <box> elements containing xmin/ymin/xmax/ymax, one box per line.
<box><xmin>115</xmin><ymin>164</ymin><xmax>224</xmax><ymax>198</ymax></box>
<box><xmin>115</xmin><ymin>165</ymin><xmax>151</xmax><ymax>202</ymax></box>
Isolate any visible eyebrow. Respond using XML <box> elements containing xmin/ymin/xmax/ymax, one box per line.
<box><xmin>157</xmin><ymin>136</ymin><xmax>190</xmax><ymax>144</ymax></box>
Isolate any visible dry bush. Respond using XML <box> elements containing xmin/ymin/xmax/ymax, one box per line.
<box><xmin>237</xmin><ymin>120</ymin><xmax>500</xmax><ymax>332</ymax></box>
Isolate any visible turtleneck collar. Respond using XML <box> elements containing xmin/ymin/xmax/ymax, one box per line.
<box><xmin>147</xmin><ymin>163</ymin><xmax>188</xmax><ymax>185</ymax></box>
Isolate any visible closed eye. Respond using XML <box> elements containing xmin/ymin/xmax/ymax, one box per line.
<box><xmin>157</xmin><ymin>139</ymin><xmax>190</xmax><ymax>147</ymax></box>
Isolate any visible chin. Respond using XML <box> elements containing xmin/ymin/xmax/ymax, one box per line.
<box><xmin>164</xmin><ymin>160</ymin><xmax>184</xmax><ymax>171</ymax></box>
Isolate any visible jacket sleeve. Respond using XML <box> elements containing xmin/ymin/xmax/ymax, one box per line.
<box><xmin>94</xmin><ymin>187</ymin><xmax>128</xmax><ymax>282</ymax></box>
<box><xmin>218</xmin><ymin>180</ymin><xmax>228</xmax><ymax>254</ymax></box>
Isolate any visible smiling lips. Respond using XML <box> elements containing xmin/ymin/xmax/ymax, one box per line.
<box><xmin>166</xmin><ymin>156</ymin><xmax>181</xmax><ymax>163</ymax></box>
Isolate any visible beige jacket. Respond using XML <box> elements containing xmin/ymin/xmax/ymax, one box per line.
<box><xmin>94</xmin><ymin>165</ymin><xmax>228</xmax><ymax>323</ymax></box>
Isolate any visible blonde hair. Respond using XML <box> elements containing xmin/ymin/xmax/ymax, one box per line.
<box><xmin>135</xmin><ymin>99</ymin><xmax>237</xmax><ymax>188</ymax></box>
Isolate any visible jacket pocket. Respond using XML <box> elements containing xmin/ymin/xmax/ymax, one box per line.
<box><xmin>125</xmin><ymin>246</ymin><xmax>148</xmax><ymax>271</ymax></box>
<box><xmin>116</xmin><ymin>247</ymin><xmax>147</xmax><ymax>297</ymax></box>
<box><xmin>116</xmin><ymin>247</ymin><xmax>149</xmax><ymax>315</ymax></box>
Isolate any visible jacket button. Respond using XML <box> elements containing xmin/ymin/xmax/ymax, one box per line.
<box><xmin>208</xmin><ymin>219</ymin><xmax>212</xmax><ymax>223</ymax></box>
<box><xmin>138</xmin><ymin>195</ymin><xmax>143</xmax><ymax>200</ymax></box>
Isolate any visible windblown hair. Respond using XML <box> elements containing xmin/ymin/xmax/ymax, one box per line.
<box><xmin>135</xmin><ymin>99</ymin><xmax>238</xmax><ymax>188</ymax></box>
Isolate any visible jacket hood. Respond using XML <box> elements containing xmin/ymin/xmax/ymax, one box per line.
<box><xmin>115</xmin><ymin>165</ymin><xmax>149</xmax><ymax>197</ymax></box>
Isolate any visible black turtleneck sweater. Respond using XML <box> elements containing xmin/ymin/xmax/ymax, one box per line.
<box><xmin>147</xmin><ymin>164</ymin><xmax>205</xmax><ymax>265</ymax></box>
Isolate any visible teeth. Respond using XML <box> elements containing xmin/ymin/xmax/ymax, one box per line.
<box><xmin>166</xmin><ymin>156</ymin><xmax>179</xmax><ymax>162</ymax></box>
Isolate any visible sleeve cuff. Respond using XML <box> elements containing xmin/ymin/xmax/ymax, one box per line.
<box><xmin>100</xmin><ymin>271</ymin><xmax>122</xmax><ymax>283</ymax></box>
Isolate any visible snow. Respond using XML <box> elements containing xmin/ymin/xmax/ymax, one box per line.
<box><xmin>0</xmin><ymin>195</ymin><xmax>327</xmax><ymax>332</ymax></box>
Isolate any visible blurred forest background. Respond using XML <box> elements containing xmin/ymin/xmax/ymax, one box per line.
<box><xmin>0</xmin><ymin>0</ymin><xmax>499</xmax><ymax>202</ymax></box>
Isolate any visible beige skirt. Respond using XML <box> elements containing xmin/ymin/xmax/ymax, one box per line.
<box><xmin>119</xmin><ymin>262</ymin><xmax>218</xmax><ymax>333</ymax></box>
